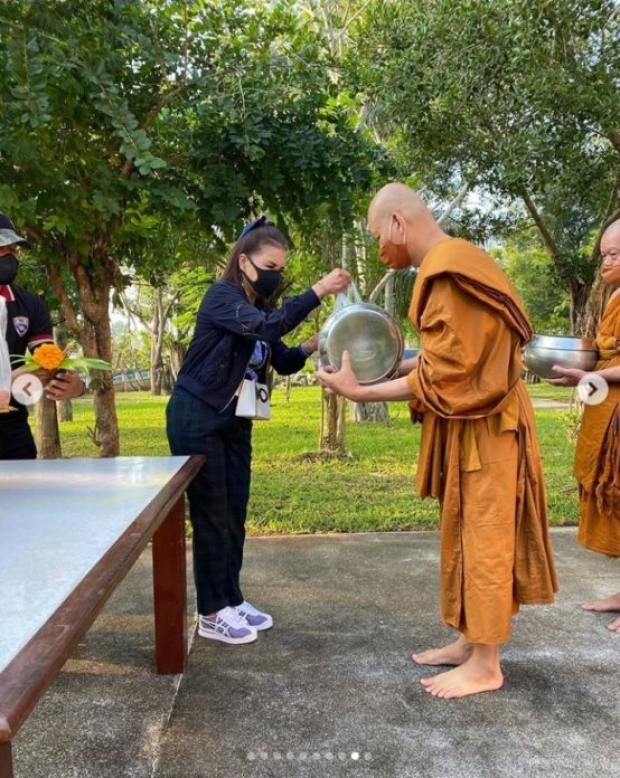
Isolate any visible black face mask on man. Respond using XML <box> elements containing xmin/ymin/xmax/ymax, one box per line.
<box><xmin>0</xmin><ymin>254</ymin><xmax>19</xmax><ymax>286</ymax></box>
<box><xmin>241</xmin><ymin>254</ymin><xmax>282</xmax><ymax>299</ymax></box>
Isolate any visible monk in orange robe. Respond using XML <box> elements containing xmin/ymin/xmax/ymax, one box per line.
<box><xmin>548</xmin><ymin>219</ymin><xmax>620</xmax><ymax>634</ymax></box>
<box><xmin>317</xmin><ymin>183</ymin><xmax>558</xmax><ymax>699</ymax></box>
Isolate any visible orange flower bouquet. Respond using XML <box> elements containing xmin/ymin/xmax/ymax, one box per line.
<box><xmin>13</xmin><ymin>343</ymin><xmax>112</xmax><ymax>376</ymax></box>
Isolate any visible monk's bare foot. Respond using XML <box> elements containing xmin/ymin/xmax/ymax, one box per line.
<box><xmin>607</xmin><ymin>616</ymin><xmax>620</xmax><ymax>634</ymax></box>
<box><xmin>582</xmin><ymin>591</ymin><xmax>620</xmax><ymax>612</ymax></box>
<box><xmin>420</xmin><ymin>660</ymin><xmax>504</xmax><ymax>699</ymax></box>
<box><xmin>412</xmin><ymin>637</ymin><xmax>472</xmax><ymax>667</ymax></box>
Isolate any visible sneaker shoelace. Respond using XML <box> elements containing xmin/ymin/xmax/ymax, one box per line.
<box><xmin>204</xmin><ymin>606</ymin><xmax>248</xmax><ymax>631</ymax></box>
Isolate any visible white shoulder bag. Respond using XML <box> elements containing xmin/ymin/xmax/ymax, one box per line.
<box><xmin>235</xmin><ymin>378</ymin><xmax>271</xmax><ymax>421</ymax></box>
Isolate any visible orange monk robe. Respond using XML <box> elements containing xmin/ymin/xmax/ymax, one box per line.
<box><xmin>406</xmin><ymin>238</ymin><xmax>558</xmax><ymax>644</ymax></box>
<box><xmin>574</xmin><ymin>294</ymin><xmax>620</xmax><ymax>557</ymax></box>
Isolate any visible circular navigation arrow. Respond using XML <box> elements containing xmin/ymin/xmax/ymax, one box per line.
<box><xmin>11</xmin><ymin>373</ymin><xmax>44</xmax><ymax>406</ymax></box>
<box><xmin>577</xmin><ymin>373</ymin><xmax>609</xmax><ymax>406</ymax></box>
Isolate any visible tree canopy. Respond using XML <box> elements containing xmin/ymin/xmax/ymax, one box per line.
<box><xmin>0</xmin><ymin>0</ymin><xmax>384</xmax><ymax>453</ymax></box>
<box><xmin>349</xmin><ymin>0</ymin><xmax>620</xmax><ymax>332</ymax></box>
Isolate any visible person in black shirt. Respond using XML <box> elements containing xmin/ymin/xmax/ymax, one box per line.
<box><xmin>0</xmin><ymin>213</ymin><xmax>86</xmax><ymax>459</ymax></box>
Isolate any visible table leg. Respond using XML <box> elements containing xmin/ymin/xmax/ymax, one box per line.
<box><xmin>152</xmin><ymin>495</ymin><xmax>188</xmax><ymax>674</ymax></box>
<box><xmin>0</xmin><ymin>743</ymin><xmax>13</xmax><ymax>778</ymax></box>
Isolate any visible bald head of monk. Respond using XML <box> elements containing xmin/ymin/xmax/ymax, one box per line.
<box><xmin>367</xmin><ymin>183</ymin><xmax>448</xmax><ymax>269</ymax></box>
<box><xmin>600</xmin><ymin>219</ymin><xmax>620</xmax><ymax>288</ymax></box>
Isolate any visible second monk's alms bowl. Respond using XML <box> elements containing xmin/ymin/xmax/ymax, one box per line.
<box><xmin>318</xmin><ymin>302</ymin><xmax>404</xmax><ymax>385</ymax></box>
<box><xmin>523</xmin><ymin>335</ymin><xmax>599</xmax><ymax>380</ymax></box>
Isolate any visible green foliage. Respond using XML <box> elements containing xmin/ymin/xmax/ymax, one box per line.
<box><xmin>493</xmin><ymin>241</ymin><xmax>572</xmax><ymax>334</ymax></box>
<box><xmin>0</xmin><ymin>0</ymin><xmax>383</xmax><ymax>295</ymax></box>
<box><xmin>0</xmin><ymin>0</ymin><xmax>386</xmax><ymax>452</ymax></box>
<box><xmin>352</xmin><ymin>0</ymin><xmax>618</xmax><ymax>190</ymax></box>
<box><xmin>41</xmin><ymin>386</ymin><xmax>579</xmax><ymax>532</ymax></box>
<box><xmin>348</xmin><ymin>0</ymin><xmax>620</xmax><ymax>325</ymax></box>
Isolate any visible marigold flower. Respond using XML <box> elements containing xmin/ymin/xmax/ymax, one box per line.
<box><xmin>32</xmin><ymin>343</ymin><xmax>67</xmax><ymax>371</ymax></box>
<box><xmin>11</xmin><ymin>344</ymin><xmax>111</xmax><ymax>376</ymax></box>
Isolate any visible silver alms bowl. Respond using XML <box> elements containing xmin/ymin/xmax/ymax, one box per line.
<box><xmin>523</xmin><ymin>335</ymin><xmax>599</xmax><ymax>379</ymax></box>
<box><xmin>318</xmin><ymin>302</ymin><xmax>404</xmax><ymax>385</ymax></box>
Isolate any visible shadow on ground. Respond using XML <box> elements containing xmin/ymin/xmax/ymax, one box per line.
<box><xmin>14</xmin><ymin>529</ymin><xmax>619</xmax><ymax>778</ymax></box>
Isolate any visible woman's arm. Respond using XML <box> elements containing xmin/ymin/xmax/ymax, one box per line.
<box><xmin>207</xmin><ymin>269</ymin><xmax>350</xmax><ymax>342</ymax></box>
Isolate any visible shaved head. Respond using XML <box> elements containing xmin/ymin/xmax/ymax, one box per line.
<box><xmin>368</xmin><ymin>183</ymin><xmax>434</xmax><ymax>225</ymax></box>
<box><xmin>367</xmin><ymin>182</ymin><xmax>447</xmax><ymax>266</ymax></box>
<box><xmin>602</xmin><ymin>219</ymin><xmax>620</xmax><ymax>244</ymax></box>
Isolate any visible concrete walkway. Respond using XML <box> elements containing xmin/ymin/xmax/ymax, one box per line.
<box><xmin>531</xmin><ymin>397</ymin><xmax>573</xmax><ymax>410</ymax></box>
<box><xmin>13</xmin><ymin>529</ymin><xmax>620</xmax><ymax>778</ymax></box>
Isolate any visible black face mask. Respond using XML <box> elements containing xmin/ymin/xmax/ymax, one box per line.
<box><xmin>241</xmin><ymin>255</ymin><xmax>282</xmax><ymax>299</ymax></box>
<box><xmin>0</xmin><ymin>254</ymin><xmax>19</xmax><ymax>286</ymax></box>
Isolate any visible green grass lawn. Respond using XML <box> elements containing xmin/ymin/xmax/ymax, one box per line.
<box><xmin>35</xmin><ymin>384</ymin><xmax>580</xmax><ymax>533</ymax></box>
<box><xmin>522</xmin><ymin>381</ymin><xmax>576</xmax><ymax>402</ymax></box>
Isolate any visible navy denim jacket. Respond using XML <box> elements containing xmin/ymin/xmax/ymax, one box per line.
<box><xmin>176</xmin><ymin>280</ymin><xmax>320</xmax><ymax>411</ymax></box>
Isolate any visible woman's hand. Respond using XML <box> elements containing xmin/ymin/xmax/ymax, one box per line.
<box><xmin>312</xmin><ymin>268</ymin><xmax>353</xmax><ymax>299</ymax></box>
<box><xmin>545</xmin><ymin>366</ymin><xmax>586</xmax><ymax>386</ymax></box>
<box><xmin>301</xmin><ymin>334</ymin><xmax>319</xmax><ymax>355</ymax></box>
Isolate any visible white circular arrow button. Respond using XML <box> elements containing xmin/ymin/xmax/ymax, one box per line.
<box><xmin>12</xmin><ymin>374</ymin><xmax>44</xmax><ymax>406</ymax></box>
<box><xmin>577</xmin><ymin>373</ymin><xmax>609</xmax><ymax>406</ymax></box>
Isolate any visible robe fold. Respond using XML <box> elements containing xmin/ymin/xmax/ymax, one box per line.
<box><xmin>574</xmin><ymin>294</ymin><xmax>620</xmax><ymax>557</ymax></box>
<box><xmin>406</xmin><ymin>238</ymin><xmax>558</xmax><ymax>643</ymax></box>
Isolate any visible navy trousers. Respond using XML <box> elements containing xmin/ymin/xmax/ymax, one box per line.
<box><xmin>166</xmin><ymin>387</ymin><xmax>252</xmax><ymax>615</ymax></box>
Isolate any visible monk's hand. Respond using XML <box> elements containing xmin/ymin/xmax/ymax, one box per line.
<box><xmin>546</xmin><ymin>366</ymin><xmax>586</xmax><ymax>386</ymax></box>
<box><xmin>316</xmin><ymin>350</ymin><xmax>364</xmax><ymax>401</ymax></box>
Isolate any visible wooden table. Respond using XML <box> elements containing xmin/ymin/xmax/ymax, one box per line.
<box><xmin>0</xmin><ymin>455</ymin><xmax>203</xmax><ymax>778</ymax></box>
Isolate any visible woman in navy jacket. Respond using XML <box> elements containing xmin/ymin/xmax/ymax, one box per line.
<box><xmin>166</xmin><ymin>217</ymin><xmax>351</xmax><ymax>645</ymax></box>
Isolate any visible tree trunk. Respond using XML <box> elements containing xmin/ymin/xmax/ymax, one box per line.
<box><xmin>169</xmin><ymin>339</ymin><xmax>186</xmax><ymax>382</ymax></box>
<box><xmin>571</xmin><ymin>279</ymin><xmax>594</xmax><ymax>336</ymax></box>
<box><xmin>520</xmin><ymin>189</ymin><xmax>592</xmax><ymax>336</ymax></box>
<box><xmin>581</xmin><ymin>272</ymin><xmax>612</xmax><ymax>338</ymax></box>
<box><xmin>49</xmin><ymin>253</ymin><xmax>120</xmax><ymax>457</ymax></box>
<box><xmin>87</xmin><ymin>315</ymin><xmax>119</xmax><ymax>457</ymax></box>
<box><xmin>150</xmin><ymin>292</ymin><xmax>165</xmax><ymax>396</ymax></box>
<box><xmin>351</xmin><ymin>401</ymin><xmax>390</xmax><ymax>423</ymax></box>
<box><xmin>35</xmin><ymin>395</ymin><xmax>62</xmax><ymax>459</ymax></box>
<box><xmin>319</xmin><ymin>389</ymin><xmax>346</xmax><ymax>454</ymax></box>
<box><xmin>57</xmin><ymin>398</ymin><xmax>73</xmax><ymax>423</ymax></box>
<box><xmin>54</xmin><ymin>323</ymin><xmax>73</xmax><ymax>422</ymax></box>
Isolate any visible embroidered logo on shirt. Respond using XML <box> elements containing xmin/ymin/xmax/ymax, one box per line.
<box><xmin>13</xmin><ymin>316</ymin><xmax>29</xmax><ymax>336</ymax></box>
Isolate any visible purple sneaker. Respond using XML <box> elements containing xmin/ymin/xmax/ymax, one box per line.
<box><xmin>235</xmin><ymin>601</ymin><xmax>273</xmax><ymax>631</ymax></box>
<box><xmin>198</xmin><ymin>607</ymin><xmax>257</xmax><ymax>644</ymax></box>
